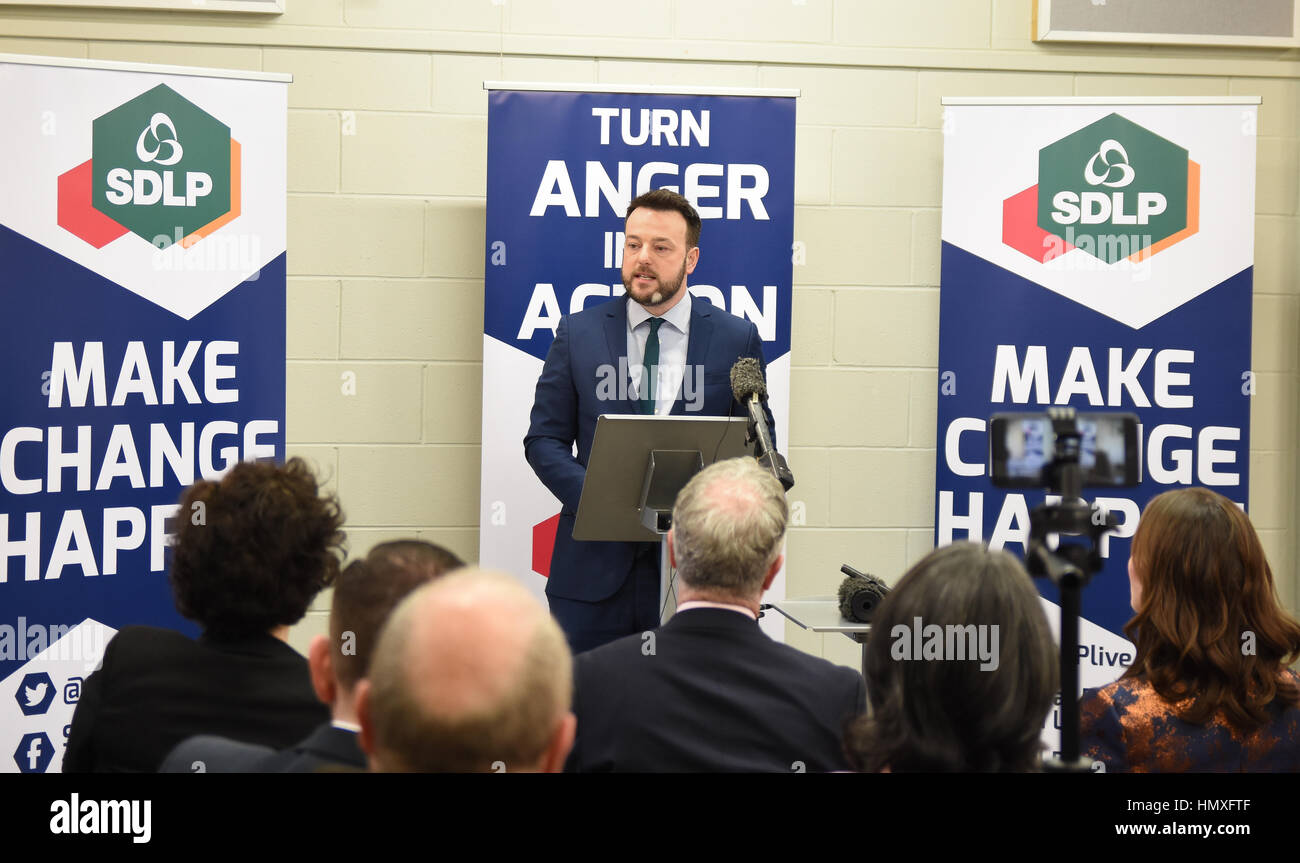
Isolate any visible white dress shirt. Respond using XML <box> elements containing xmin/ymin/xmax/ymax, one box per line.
<box><xmin>626</xmin><ymin>290</ymin><xmax>692</xmax><ymax>416</ymax></box>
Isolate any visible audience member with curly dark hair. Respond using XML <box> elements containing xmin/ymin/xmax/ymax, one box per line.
<box><xmin>64</xmin><ymin>457</ymin><xmax>345</xmax><ymax>773</ymax></box>
<box><xmin>170</xmin><ymin>457</ymin><xmax>344</xmax><ymax>639</ymax></box>
<box><xmin>844</xmin><ymin>542</ymin><xmax>1057</xmax><ymax>773</ymax></box>
<box><xmin>1080</xmin><ymin>487</ymin><xmax>1300</xmax><ymax>772</ymax></box>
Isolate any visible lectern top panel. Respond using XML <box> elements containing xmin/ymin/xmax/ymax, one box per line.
<box><xmin>573</xmin><ymin>415</ymin><xmax>751</xmax><ymax>543</ymax></box>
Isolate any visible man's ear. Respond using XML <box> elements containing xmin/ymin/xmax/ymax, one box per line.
<box><xmin>355</xmin><ymin>679</ymin><xmax>376</xmax><ymax>760</ymax></box>
<box><xmin>685</xmin><ymin>245</ymin><xmax>699</xmax><ymax>275</ymax></box>
<box><xmin>761</xmin><ymin>553</ymin><xmax>785</xmax><ymax>593</ymax></box>
<box><xmin>539</xmin><ymin>712</ymin><xmax>577</xmax><ymax>774</ymax></box>
<box><xmin>307</xmin><ymin>635</ymin><xmax>337</xmax><ymax>707</ymax></box>
<box><xmin>666</xmin><ymin>529</ymin><xmax>677</xmax><ymax>569</ymax></box>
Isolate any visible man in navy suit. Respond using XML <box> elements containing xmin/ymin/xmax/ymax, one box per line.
<box><xmin>565</xmin><ymin>458</ymin><xmax>865</xmax><ymax>772</ymax></box>
<box><xmin>525</xmin><ymin>188</ymin><xmax>773</xmax><ymax>654</ymax></box>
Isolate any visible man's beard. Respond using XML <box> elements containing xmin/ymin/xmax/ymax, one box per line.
<box><xmin>623</xmin><ymin>258</ymin><xmax>687</xmax><ymax>308</ymax></box>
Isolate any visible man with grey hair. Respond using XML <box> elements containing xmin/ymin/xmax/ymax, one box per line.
<box><xmin>565</xmin><ymin>457</ymin><xmax>865</xmax><ymax>772</ymax></box>
<box><xmin>356</xmin><ymin>568</ymin><xmax>576</xmax><ymax>773</ymax></box>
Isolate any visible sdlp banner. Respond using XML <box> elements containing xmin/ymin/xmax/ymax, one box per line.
<box><xmin>0</xmin><ymin>55</ymin><xmax>288</xmax><ymax>772</ymax></box>
<box><xmin>936</xmin><ymin>98</ymin><xmax>1257</xmax><ymax>754</ymax></box>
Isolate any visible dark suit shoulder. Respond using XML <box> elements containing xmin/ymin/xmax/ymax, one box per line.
<box><xmin>766</xmin><ymin>636</ymin><xmax>861</xmax><ymax>682</ymax></box>
<box><xmin>102</xmin><ymin>624</ymin><xmax>195</xmax><ymax>657</ymax></box>
<box><xmin>67</xmin><ymin>627</ymin><xmax>326</xmax><ymax>772</ymax></box>
<box><xmin>569</xmin><ymin>611</ymin><xmax>863</xmax><ymax>772</ymax></box>
<box><xmin>268</xmin><ymin>724</ymin><xmax>367</xmax><ymax>773</ymax></box>
<box><xmin>698</xmin><ymin>299</ymin><xmax>758</xmax><ymax>334</ymax></box>
<box><xmin>733</xmin><ymin>626</ymin><xmax>865</xmax><ymax>708</ymax></box>
<box><xmin>566</xmin><ymin>294</ymin><xmax>626</xmax><ymax>324</ymax></box>
<box><xmin>573</xmin><ymin>626</ymin><xmax>657</xmax><ymax>672</ymax></box>
<box><xmin>105</xmin><ymin>626</ymin><xmax>312</xmax><ymax>673</ymax></box>
<box><xmin>158</xmin><ymin>735</ymin><xmax>274</xmax><ymax>774</ymax></box>
<box><xmin>92</xmin><ymin>625</ymin><xmax>200</xmax><ymax>684</ymax></box>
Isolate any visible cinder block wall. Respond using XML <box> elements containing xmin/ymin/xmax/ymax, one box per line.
<box><xmin>2</xmin><ymin>1</ymin><xmax>1295</xmax><ymax>669</ymax></box>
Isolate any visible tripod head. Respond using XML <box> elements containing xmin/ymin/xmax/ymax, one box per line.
<box><xmin>1023</xmin><ymin>408</ymin><xmax>1121</xmax><ymax>589</ymax></box>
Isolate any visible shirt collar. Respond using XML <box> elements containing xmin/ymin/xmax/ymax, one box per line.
<box><xmin>674</xmin><ymin>600</ymin><xmax>758</xmax><ymax>621</ymax></box>
<box><xmin>626</xmin><ymin>289</ymin><xmax>692</xmax><ymax>335</ymax></box>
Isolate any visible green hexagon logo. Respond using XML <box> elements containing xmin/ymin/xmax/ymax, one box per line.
<box><xmin>1036</xmin><ymin>113</ymin><xmax>1188</xmax><ymax>264</ymax></box>
<box><xmin>91</xmin><ymin>84</ymin><xmax>231</xmax><ymax>248</ymax></box>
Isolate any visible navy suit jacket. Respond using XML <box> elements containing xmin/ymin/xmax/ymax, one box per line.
<box><xmin>158</xmin><ymin>723</ymin><xmax>366</xmax><ymax>773</ymax></box>
<box><xmin>565</xmin><ymin>608</ymin><xmax>866</xmax><ymax>772</ymax></box>
<box><xmin>525</xmin><ymin>295</ymin><xmax>774</xmax><ymax>603</ymax></box>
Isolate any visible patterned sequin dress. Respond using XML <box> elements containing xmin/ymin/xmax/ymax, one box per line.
<box><xmin>1079</xmin><ymin>670</ymin><xmax>1300</xmax><ymax>772</ymax></box>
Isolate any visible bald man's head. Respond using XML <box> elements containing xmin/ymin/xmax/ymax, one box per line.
<box><xmin>358</xmin><ymin>568</ymin><xmax>575</xmax><ymax>773</ymax></box>
<box><xmin>670</xmin><ymin>457</ymin><xmax>789</xmax><ymax>601</ymax></box>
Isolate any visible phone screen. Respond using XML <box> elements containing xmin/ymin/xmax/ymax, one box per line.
<box><xmin>989</xmin><ymin>413</ymin><xmax>1140</xmax><ymax>488</ymax></box>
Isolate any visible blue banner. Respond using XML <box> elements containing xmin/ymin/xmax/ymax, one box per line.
<box><xmin>0</xmin><ymin>228</ymin><xmax>285</xmax><ymax>672</ymax></box>
<box><xmin>936</xmin><ymin>244</ymin><xmax>1252</xmax><ymax>635</ymax></box>
<box><xmin>485</xmin><ymin>89</ymin><xmax>794</xmax><ymax>364</ymax></box>
<box><xmin>0</xmin><ymin>58</ymin><xmax>288</xmax><ymax>771</ymax></box>
<box><xmin>936</xmin><ymin>101</ymin><xmax>1256</xmax><ymax>670</ymax></box>
<box><xmin>480</xmin><ymin>86</ymin><xmax>795</xmax><ymax>621</ymax></box>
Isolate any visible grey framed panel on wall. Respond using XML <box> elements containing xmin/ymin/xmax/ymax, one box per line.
<box><xmin>1034</xmin><ymin>0</ymin><xmax>1300</xmax><ymax>47</ymax></box>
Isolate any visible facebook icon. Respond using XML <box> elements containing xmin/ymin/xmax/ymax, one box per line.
<box><xmin>14</xmin><ymin>732</ymin><xmax>55</xmax><ymax>773</ymax></box>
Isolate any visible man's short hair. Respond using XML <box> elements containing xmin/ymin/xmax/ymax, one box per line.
<box><xmin>330</xmin><ymin>540</ymin><xmax>464</xmax><ymax>691</ymax></box>
<box><xmin>366</xmin><ymin>569</ymin><xmax>572</xmax><ymax>772</ymax></box>
<box><xmin>671</xmin><ymin>458</ymin><xmax>788</xmax><ymax>598</ymax></box>
<box><xmin>626</xmin><ymin>188</ymin><xmax>701</xmax><ymax>249</ymax></box>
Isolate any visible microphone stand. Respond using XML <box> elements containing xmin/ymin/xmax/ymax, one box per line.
<box><xmin>744</xmin><ymin>393</ymin><xmax>795</xmax><ymax>491</ymax></box>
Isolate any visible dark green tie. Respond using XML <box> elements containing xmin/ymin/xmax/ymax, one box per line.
<box><xmin>639</xmin><ymin>318</ymin><xmax>663</xmax><ymax>415</ymax></box>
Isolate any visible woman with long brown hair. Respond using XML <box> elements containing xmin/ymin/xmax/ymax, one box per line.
<box><xmin>845</xmin><ymin>542</ymin><xmax>1057</xmax><ymax>772</ymax></box>
<box><xmin>1079</xmin><ymin>487</ymin><xmax>1300</xmax><ymax>772</ymax></box>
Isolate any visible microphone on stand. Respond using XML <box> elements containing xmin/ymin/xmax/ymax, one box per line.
<box><xmin>729</xmin><ymin>357</ymin><xmax>795</xmax><ymax>491</ymax></box>
<box><xmin>837</xmin><ymin>564</ymin><xmax>890</xmax><ymax>623</ymax></box>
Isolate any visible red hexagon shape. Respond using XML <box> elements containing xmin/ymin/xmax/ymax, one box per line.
<box><xmin>532</xmin><ymin>513</ymin><xmax>561</xmax><ymax>578</ymax></box>
<box><xmin>1002</xmin><ymin>184</ymin><xmax>1073</xmax><ymax>263</ymax></box>
<box><xmin>58</xmin><ymin>159</ymin><xmax>128</xmax><ymax>249</ymax></box>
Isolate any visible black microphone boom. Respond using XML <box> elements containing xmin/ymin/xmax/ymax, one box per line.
<box><xmin>729</xmin><ymin>357</ymin><xmax>795</xmax><ymax>491</ymax></box>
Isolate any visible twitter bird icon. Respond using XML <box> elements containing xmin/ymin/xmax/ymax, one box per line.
<box><xmin>24</xmin><ymin>682</ymin><xmax>48</xmax><ymax>706</ymax></box>
<box><xmin>15</xmin><ymin>671</ymin><xmax>57</xmax><ymax>716</ymax></box>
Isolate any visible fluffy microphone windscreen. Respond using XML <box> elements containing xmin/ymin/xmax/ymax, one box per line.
<box><xmin>729</xmin><ymin>357</ymin><xmax>767</xmax><ymax>402</ymax></box>
<box><xmin>837</xmin><ymin>572</ymin><xmax>890</xmax><ymax>623</ymax></box>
